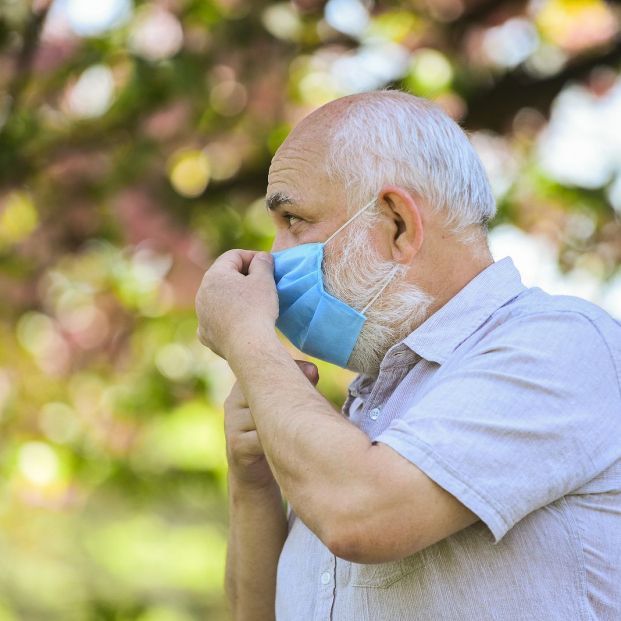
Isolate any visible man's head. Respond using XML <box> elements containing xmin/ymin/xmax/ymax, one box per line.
<box><xmin>266</xmin><ymin>90</ymin><xmax>496</xmax><ymax>376</ymax></box>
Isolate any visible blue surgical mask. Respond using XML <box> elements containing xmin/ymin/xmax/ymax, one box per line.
<box><xmin>271</xmin><ymin>200</ymin><xmax>399</xmax><ymax>368</ymax></box>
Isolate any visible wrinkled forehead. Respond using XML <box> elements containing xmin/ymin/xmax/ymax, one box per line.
<box><xmin>266</xmin><ymin>123</ymin><xmax>347</xmax><ymax>219</ymax></box>
<box><xmin>267</xmin><ymin>133</ymin><xmax>326</xmax><ymax>194</ymax></box>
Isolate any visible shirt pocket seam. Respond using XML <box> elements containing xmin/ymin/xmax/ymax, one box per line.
<box><xmin>348</xmin><ymin>544</ymin><xmax>442</xmax><ymax>589</ymax></box>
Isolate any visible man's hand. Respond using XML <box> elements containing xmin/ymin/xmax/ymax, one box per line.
<box><xmin>195</xmin><ymin>249</ymin><xmax>279</xmax><ymax>359</ymax></box>
<box><xmin>224</xmin><ymin>360</ymin><xmax>320</xmax><ymax>489</ymax></box>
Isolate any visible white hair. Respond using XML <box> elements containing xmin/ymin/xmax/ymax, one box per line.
<box><xmin>324</xmin><ymin>89</ymin><xmax>497</xmax><ymax>246</ymax></box>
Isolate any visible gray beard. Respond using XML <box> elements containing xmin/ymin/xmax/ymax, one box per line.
<box><xmin>322</xmin><ymin>213</ymin><xmax>435</xmax><ymax>376</ymax></box>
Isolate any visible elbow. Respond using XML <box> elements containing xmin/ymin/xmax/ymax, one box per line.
<box><xmin>314</xmin><ymin>503</ymin><xmax>357</xmax><ymax>560</ymax></box>
<box><xmin>318</xmin><ymin>486</ymin><xmax>375</xmax><ymax>562</ymax></box>
<box><xmin>323</xmin><ymin>517</ymin><xmax>424</xmax><ymax>564</ymax></box>
<box><xmin>325</xmin><ymin>530</ymin><xmax>360</xmax><ymax>562</ymax></box>
<box><xmin>312</xmin><ymin>470</ymin><xmax>385</xmax><ymax>561</ymax></box>
<box><xmin>324</xmin><ymin>522</ymin><xmax>380</xmax><ymax>563</ymax></box>
<box><xmin>321</xmin><ymin>509</ymin><xmax>371</xmax><ymax>563</ymax></box>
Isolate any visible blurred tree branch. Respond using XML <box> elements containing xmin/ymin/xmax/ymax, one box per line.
<box><xmin>4</xmin><ymin>0</ymin><xmax>52</xmax><ymax>125</ymax></box>
<box><xmin>463</xmin><ymin>37</ymin><xmax>621</xmax><ymax>130</ymax></box>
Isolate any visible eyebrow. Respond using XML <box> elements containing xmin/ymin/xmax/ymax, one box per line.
<box><xmin>265</xmin><ymin>192</ymin><xmax>296</xmax><ymax>212</ymax></box>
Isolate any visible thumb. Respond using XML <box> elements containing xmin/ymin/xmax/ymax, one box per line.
<box><xmin>295</xmin><ymin>360</ymin><xmax>320</xmax><ymax>386</ymax></box>
<box><xmin>248</xmin><ymin>252</ymin><xmax>274</xmax><ymax>279</ymax></box>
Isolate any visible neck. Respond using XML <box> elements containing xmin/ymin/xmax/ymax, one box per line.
<box><xmin>410</xmin><ymin>232</ymin><xmax>494</xmax><ymax>319</ymax></box>
<box><xmin>348</xmin><ymin>242</ymin><xmax>495</xmax><ymax>377</ymax></box>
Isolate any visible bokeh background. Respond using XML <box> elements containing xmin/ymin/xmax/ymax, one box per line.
<box><xmin>0</xmin><ymin>0</ymin><xmax>620</xmax><ymax>619</ymax></box>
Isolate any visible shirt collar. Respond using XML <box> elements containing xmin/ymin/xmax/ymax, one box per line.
<box><xmin>402</xmin><ymin>256</ymin><xmax>527</xmax><ymax>365</ymax></box>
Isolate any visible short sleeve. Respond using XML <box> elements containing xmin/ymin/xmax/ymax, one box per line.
<box><xmin>373</xmin><ymin>311</ymin><xmax>621</xmax><ymax>543</ymax></box>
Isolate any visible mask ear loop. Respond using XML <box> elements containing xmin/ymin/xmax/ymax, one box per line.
<box><xmin>324</xmin><ymin>199</ymin><xmax>376</xmax><ymax>245</ymax></box>
<box><xmin>361</xmin><ymin>265</ymin><xmax>402</xmax><ymax>315</ymax></box>
<box><xmin>323</xmin><ymin>197</ymin><xmax>398</xmax><ymax>314</ymax></box>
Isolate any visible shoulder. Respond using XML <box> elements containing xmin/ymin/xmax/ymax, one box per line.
<box><xmin>473</xmin><ymin>287</ymin><xmax>620</xmax><ymax>354</ymax></box>
<box><xmin>450</xmin><ymin>289</ymin><xmax>621</xmax><ymax>397</ymax></box>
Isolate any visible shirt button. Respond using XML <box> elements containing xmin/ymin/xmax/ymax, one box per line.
<box><xmin>369</xmin><ymin>407</ymin><xmax>381</xmax><ymax>420</ymax></box>
<box><xmin>320</xmin><ymin>571</ymin><xmax>331</xmax><ymax>585</ymax></box>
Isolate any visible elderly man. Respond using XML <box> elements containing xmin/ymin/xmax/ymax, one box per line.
<box><xmin>195</xmin><ymin>91</ymin><xmax>621</xmax><ymax>620</ymax></box>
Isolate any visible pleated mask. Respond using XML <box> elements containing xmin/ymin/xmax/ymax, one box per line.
<box><xmin>271</xmin><ymin>199</ymin><xmax>400</xmax><ymax>368</ymax></box>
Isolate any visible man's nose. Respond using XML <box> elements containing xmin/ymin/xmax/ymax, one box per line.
<box><xmin>270</xmin><ymin>233</ymin><xmax>295</xmax><ymax>253</ymax></box>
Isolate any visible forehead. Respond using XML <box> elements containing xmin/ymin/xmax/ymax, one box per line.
<box><xmin>267</xmin><ymin>136</ymin><xmax>322</xmax><ymax>192</ymax></box>
<box><xmin>266</xmin><ymin>128</ymin><xmax>344</xmax><ymax>217</ymax></box>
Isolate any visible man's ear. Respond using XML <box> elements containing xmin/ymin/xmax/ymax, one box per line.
<box><xmin>379</xmin><ymin>185</ymin><xmax>424</xmax><ymax>264</ymax></box>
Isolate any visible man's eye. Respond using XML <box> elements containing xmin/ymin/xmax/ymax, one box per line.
<box><xmin>284</xmin><ymin>214</ymin><xmax>303</xmax><ymax>227</ymax></box>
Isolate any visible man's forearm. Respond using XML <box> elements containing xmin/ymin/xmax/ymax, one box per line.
<box><xmin>225</xmin><ymin>472</ymin><xmax>288</xmax><ymax>621</ymax></box>
<box><xmin>227</xmin><ymin>330</ymin><xmax>374</xmax><ymax>549</ymax></box>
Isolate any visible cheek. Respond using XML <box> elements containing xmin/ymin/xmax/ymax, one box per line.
<box><xmin>369</xmin><ymin>223</ymin><xmax>394</xmax><ymax>261</ymax></box>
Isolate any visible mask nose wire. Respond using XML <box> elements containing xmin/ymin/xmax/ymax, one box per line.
<box><xmin>323</xmin><ymin>198</ymin><xmax>376</xmax><ymax>245</ymax></box>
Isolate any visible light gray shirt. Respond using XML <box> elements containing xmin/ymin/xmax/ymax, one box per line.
<box><xmin>275</xmin><ymin>256</ymin><xmax>621</xmax><ymax>620</ymax></box>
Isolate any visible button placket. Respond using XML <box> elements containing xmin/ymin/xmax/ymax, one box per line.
<box><xmin>313</xmin><ymin>552</ymin><xmax>336</xmax><ymax>621</ymax></box>
<box><xmin>360</xmin><ymin>369</ymin><xmax>392</xmax><ymax>432</ymax></box>
<box><xmin>366</xmin><ymin>352</ymin><xmax>405</xmax><ymax>403</ymax></box>
<box><xmin>359</xmin><ymin>355</ymin><xmax>419</xmax><ymax>434</ymax></box>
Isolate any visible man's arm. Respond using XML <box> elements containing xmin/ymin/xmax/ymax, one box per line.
<box><xmin>222</xmin><ymin>360</ymin><xmax>319</xmax><ymax>619</ymax></box>
<box><xmin>196</xmin><ymin>250</ymin><xmax>478</xmax><ymax>564</ymax></box>
<box><xmin>225</xmin><ymin>473</ymin><xmax>287</xmax><ymax>621</ymax></box>
<box><xmin>228</xmin><ymin>329</ymin><xmax>478</xmax><ymax>564</ymax></box>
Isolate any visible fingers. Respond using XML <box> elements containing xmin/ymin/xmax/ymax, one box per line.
<box><xmin>212</xmin><ymin>249</ymin><xmax>258</xmax><ymax>275</ymax></box>
<box><xmin>224</xmin><ymin>406</ymin><xmax>256</xmax><ymax>434</ymax></box>
<box><xmin>247</xmin><ymin>252</ymin><xmax>274</xmax><ymax>280</ymax></box>
<box><xmin>224</xmin><ymin>381</ymin><xmax>247</xmax><ymax>410</ymax></box>
<box><xmin>295</xmin><ymin>359</ymin><xmax>320</xmax><ymax>386</ymax></box>
<box><xmin>229</xmin><ymin>429</ymin><xmax>264</xmax><ymax>458</ymax></box>
<box><xmin>208</xmin><ymin>250</ymin><xmax>274</xmax><ymax>280</ymax></box>
<box><xmin>242</xmin><ymin>430</ymin><xmax>264</xmax><ymax>455</ymax></box>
